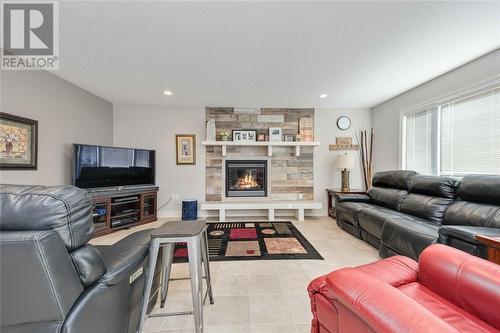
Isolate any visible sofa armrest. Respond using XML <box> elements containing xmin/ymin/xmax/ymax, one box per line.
<box><xmin>96</xmin><ymin>229</ymin><xmax>154</xmax><ymax>285</ymax></box>
<box><xmin>307</xmin><ymin>275</ymin><xmax>335</xmax><ymax>333</ymax></box>
<box><xmin>438</xmin><ymin>225</ymin><xmax>500</xmax><ymax>244</ymax></box>
<box><xmin>356</xmin><ymin>255</ymin><xmax>419</xmax><ymax>286</ymax></box>
<box><xmin>308</xmin><ymin>255</ymin><xmax>418</xmax><ymax>300</ymax></box>
<box><xmin>333</xmin><ymin>193</ymin><xmax>371</xmax><ymax>204</ymax></box>
<box><xmin>308</xmin><ymin>256</ymin><xmax>419</xmax><ymax>333</ymax></box>
<box><xmin>326</xmin><ymin>268</ymin><xmax>458</xmax><ymax>333</ymax></box>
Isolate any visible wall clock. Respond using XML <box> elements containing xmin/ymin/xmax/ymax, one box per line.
<box><xmin>337</xmin><ymin>116</ymin><xmax>351</xmax><ymax>130</ymax></box>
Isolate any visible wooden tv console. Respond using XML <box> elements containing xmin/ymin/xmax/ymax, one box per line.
<box><xmin>88</xmin><ymin>186</ymin><xmax>159</xmax><ymax>238</ymax></box>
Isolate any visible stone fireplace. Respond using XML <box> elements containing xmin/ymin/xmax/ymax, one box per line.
<box><xmin>205</xmin><ymin>107</ymin><xmax>315</xmax><ymax>202</ymax></box>
<box><xmin>225</xmin><ymin>160</ymin><xmax>267</xmax><ymax>197</ymax></box>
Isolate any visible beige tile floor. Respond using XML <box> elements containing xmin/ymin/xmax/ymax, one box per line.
<box><xmin>90</xmin><ymin>216</ymin><xmax>381</xmax><ymax>333</ymax></box>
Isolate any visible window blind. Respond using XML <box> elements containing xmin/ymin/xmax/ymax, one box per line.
<box><xmin>403</xmin><ymin>107</ymin><xmax>437</xmax><ymax>175</ymax></box>
<box><xmin>440</xmin><ymin>87</ymin><xmax>500</xmax><ymax>176</ymax></box>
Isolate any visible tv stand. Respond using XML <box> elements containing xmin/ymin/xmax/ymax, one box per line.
<box><xmin>88</xmin><ymin>186</ymin><xmax>159</xmax><ymax>238</ymax></box>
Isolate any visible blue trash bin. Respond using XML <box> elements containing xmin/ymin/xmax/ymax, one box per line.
<box><xmin>182</xmin><ymin>199</ymin><xmax>198</xmax><ymax>220</ymax></box>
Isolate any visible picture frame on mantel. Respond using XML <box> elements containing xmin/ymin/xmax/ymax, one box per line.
<box><xmin>0</xmin><ymin>112</ymin><xmax>38</xmax><ymax>170</ymax></box>
<box><xmin>269</xmin><ymin>127</ymin><xmax>282</xmax><ymax>142</ymax></box>
<box><xmin>232</xmin><ymin>129</ymin><xmax>256</xmax><ymax>142</ymax></box>
<box><xmin>176</xmin><ymin>134</ymin><xmax>196</xmax><ymax>165</ymax></box>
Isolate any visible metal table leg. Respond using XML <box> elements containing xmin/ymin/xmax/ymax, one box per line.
<box><xmin>160</xmin><ymin>243</ymin><xmax>175</xmax><ymax>308</ymax></box>
<box><xmin>187</xmin><ymin>235</ymin><xmax>204</xmax><ymax>333</ymax></box>
<box><xmin>201</xmin><ymin>230</ymin><xmax>214</xmax><ymax>304</ymax></box>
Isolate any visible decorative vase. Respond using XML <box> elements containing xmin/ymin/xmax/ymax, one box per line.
<box><xmin>206</xmin><ymin>119</ymin><xmax>216</xmax><ymax>141</ymax></box>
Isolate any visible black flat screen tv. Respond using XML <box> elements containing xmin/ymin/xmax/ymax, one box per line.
<box><xmin>73</xmin><ymin>144</ymin><xmax>155</xmax><ymax>189</ymax></box>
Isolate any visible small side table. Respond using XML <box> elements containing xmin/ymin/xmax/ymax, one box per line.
<box><xmin>138</xmin><ymin>221</ymin><xmax>214</xmax><ymax>333</ymax></box>
<box><xmin>475</xmin><ymin>235</ymin><xmax>500</xmax><ymax>264</ymax></box>
<box><xmin>326</xmin><ymin>188</ymin><xmax>366</xmax><ymax>219</ymax></box>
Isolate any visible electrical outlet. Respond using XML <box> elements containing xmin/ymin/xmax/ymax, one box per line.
<box><xmin>171</xmin><ymin>194</ymin><xmax>180</xmax><ymax>200</ymax></box>
<box><xmin>298</xmin><ymin>193</ymin><xmax>304</xmax><ymax>200</ymax></box>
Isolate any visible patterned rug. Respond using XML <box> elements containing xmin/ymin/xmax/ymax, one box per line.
<box><xmin>173</xmin><ymin>221</ymin><xmax>323</xmax><ymax>262</ymax></box>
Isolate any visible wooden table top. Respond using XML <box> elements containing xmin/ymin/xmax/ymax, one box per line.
<box><xmin>326</xmin><ymin>188</ymin><xmax>366</xmax><ymax>194</ymax></box>
<box><xmin>475</xmin><ymin>235</ymin><xmax>500</xmax><ymax>249</ymax></box>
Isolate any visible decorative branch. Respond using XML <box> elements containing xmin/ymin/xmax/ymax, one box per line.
<box><xmin>360</xmin><ymin>131</ymin><xmax>368</xmax><ymax>189</ymax></box>
<box><xmin>359</xmin><ymin>129</ymin><xmax>374</xmax><ymax>190</ymax></box>
<box><xmin>368</xmin><ymin>128</ymin><xmax>374</xmax><ymax>186</ymax></box>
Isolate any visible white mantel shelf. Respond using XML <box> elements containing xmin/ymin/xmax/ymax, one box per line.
<box><xmin>201</xmin><ymin>140</ymin><xmax>320</xmax><ymax>157</ymax></box>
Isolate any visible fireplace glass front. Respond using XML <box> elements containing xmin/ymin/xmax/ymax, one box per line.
<box><xmin>226</xmin><ymin>160</ymin><xmax>267</xmax><ymax>197</ymax></box>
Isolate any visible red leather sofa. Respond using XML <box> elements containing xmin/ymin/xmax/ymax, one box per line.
<box><xmin>308</xmin><ymin>244</ymin><xmax>500</xmax><ymax>333</ymax></box>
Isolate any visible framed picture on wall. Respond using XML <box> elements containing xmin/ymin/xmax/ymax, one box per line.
<box><xmin>0</xmin><ymin>112</ymin><xmax>38</xmax><ymax>170</ymax></box>
<box><xmin>176</xmin><ymin>134</ymin><xmax>196</xmax><ymax>165</ymax></box>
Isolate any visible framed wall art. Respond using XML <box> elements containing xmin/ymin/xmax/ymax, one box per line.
<box><xmin>176</xmin><ymin>134</ymin><xmax>196</xmax><ymax>165</ymax></box>
<box><xmin>0</xmin><ymin>112</ymin><xmax>38</xmax><ymax>170</ymax></box>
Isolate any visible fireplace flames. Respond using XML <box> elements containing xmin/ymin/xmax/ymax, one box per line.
<box><xmin>235</xmin><ymin>172</ymin><xmax>260</xmax><ymax>189</ymax></box>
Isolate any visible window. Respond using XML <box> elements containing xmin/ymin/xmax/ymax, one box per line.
<box><xmin>403</xmin><ymin>106</ymin><xmax>438</xmax><ymax>175</ymax></box>
<box><xmin>402</xmin><ymin>81</ymin><xmax>500</xmax><ymax>176</ymax></box>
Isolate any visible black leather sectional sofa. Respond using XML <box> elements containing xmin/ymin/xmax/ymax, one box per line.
<box><xmin>334</xmin><ymin>171</ymin><xmax>500</xmax><ymax>260</ymax></box>
<box><xmin>0</xmin><ymin>185</ymin><xmax>161</xmax><ymax>333</ymax></box>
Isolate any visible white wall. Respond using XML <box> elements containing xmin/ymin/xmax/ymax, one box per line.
<box><xmin>0</xmin><ymin>71</ymin><xmax>113</xmax><ymax>185</ymax></box>
<box><xmin>114</xmin><ymin>104</ymin><xmax>372</xmax><ymax>216</ymax></box>
<box><xmin>113</xmin><ymin>104</ymin><xmax>206</xmax><ymax>216</ymax></box>
<box><xmin>372</xmin><ymin>49</ymin><xmax>500</xmax><ymax>172</ymax></box>
<box><xmin>314</xmin><ymin>108</ymin><xmax>372</xmax><ymax>212</ymax></box>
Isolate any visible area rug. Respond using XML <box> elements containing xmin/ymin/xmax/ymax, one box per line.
<box><xmin>173</xmin><ymin>221</ymin><xmax>323</xmax><ymax>262</ymax></box>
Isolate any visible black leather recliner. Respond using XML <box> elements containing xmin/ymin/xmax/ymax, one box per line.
<box><xmin>437</xmin><ymin>175</ymin><xmax>500</xmax><ymax>258</ymax></box>
<box><xmin>335</xmin><ymin>171</ymin><xmax>500</xmax><ymax>260</ymax></box>
<box><xmin>0</xmin><ymin>185</ymin><xmax>160</xmax><ymax>333</ymax></box>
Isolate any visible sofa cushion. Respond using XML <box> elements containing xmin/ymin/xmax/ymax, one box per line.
<box><xmin>358</xmin><ymin>207</ymin><xmax>406</xmax><ymax>239</ymax></box>
<box><xmin>398</xmin><ymin>175</ymin><xmax>456</xmax><ymax>224</ymax></box>
<box><xmin>371</xmin><ymin>170</ymin><xmax>418</xmax><ymax>190</ymax></box>
<box><xmin>400</xmin><ymin>193</ymin><xmax>454</xmax><ymax>225</ymax></box>
<box><xmin>408</xmin><ymin>175</ymin><xmax>457</xmax><ymax>199</ymax></box>
<box><xmin>457</xmin><ymin>174</ymin><xmax>500</xmax><ymax>205</ymax></box>
<box><xmin>418</xmin><ymin>244</ymin><xmax>500</xmax><ymax>330</ymax></box>
<box><xmin>443</xmin><ymin>201</ymin><xmax>500</xmax><ymax>228</ymax></box>
<box><xmin>336</xmin><ymin>202</ymin><xmax>372</xmax><ymax>226</ymax></box>
<box><xmin>381</xmin><ymin>218</ymin><xmax>439</xmax><ymax>260</ymax></box>
<box><xmin>367</xmin><ymin>187</ymin><xmax>408</xmax><ymax>211</ymax></box>
<box><xmin>398</xmin><ymin>282</ymin><xmax>498</xmax><ymax>333</ymax></box>
<box><xmin>0</xmin><ymin>184</ymin><xmax>94</xmax><ymax>250</ymax></box>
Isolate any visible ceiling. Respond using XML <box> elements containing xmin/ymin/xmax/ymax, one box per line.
<box><xmin>55</xmin><ymin>1</ymin><xmax>500</xmax><ymax>108</ymax></box>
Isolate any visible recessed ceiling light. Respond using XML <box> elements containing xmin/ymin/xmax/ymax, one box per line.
<box><xmin>319</xmin><ymin>94</ymin><xmax>328</xmax><ymax>98</ymax></box>
<box><xmin>163</xmin><ymin>90</ymin><xmax>173</xmax><ymax>96</ymax></box>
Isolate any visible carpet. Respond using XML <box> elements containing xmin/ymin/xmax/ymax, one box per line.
<box><xmin>173</xmin><ymin>221</ymin><xmax>323</xmax><ymax>262</ymax></box>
